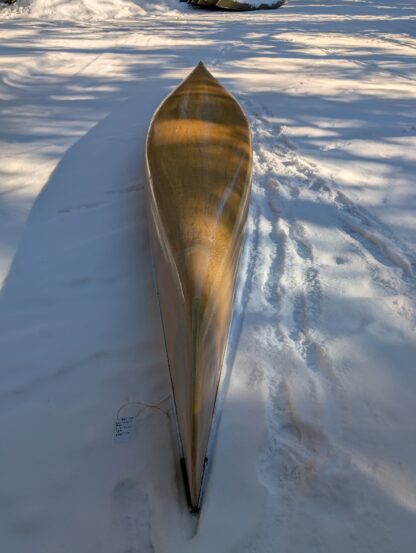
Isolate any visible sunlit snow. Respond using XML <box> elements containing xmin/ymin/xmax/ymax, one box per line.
<box><xmin>1</xmin><ymin>1</ymin><xmax>415</xmax><ymax>552</ymax></box>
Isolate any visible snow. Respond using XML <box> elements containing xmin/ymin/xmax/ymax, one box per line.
<box><xmin>0</xmin><ymin>0</ymin><xmax>178</xmax><ymax>19</ymax></box>
<box><xmin>1</xmin><ymin>0</ymin><xmax>416</xmax><ymax>551</ymax></box>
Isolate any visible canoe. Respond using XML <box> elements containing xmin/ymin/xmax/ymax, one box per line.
<box><xmin>184</xmin><ymin>0</ymin><xmax>285</xmax><ymax>10</ymax></box>
<box><xmin>145</xmin><ymin>62</ymin><xmax>252</xmax><ymax>511</ymax></box>
<box><xmin>216</xmin><ymin>0</ymin><xmax>285</xmax><ymax>9</ymax></box>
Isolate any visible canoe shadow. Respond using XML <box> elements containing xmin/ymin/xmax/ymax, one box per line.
<box><xmin>0</xmin><ymin>82</ymin><xmax>183</xmax><ymax>525</ymax></box>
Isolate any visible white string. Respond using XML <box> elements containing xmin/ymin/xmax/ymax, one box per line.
<box><xmin>116</xmin><ymin>395</ymin><xmax>171</xmax><ymax>421</ymax></box>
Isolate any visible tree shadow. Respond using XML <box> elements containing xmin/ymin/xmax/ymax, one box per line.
<box><xmin>1</xmin><ymin>5</ymin><xmax>415</xmax><ymax>548</ymax></box>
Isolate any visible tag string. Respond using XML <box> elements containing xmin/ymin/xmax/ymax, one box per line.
<box><xmin>116</xmin><ymin>395</ymin><xmax>171</xmax><ymax>421</ymax></box>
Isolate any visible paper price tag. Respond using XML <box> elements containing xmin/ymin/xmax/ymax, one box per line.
<box><xmin>114</xmin><ymin>416</ymin><xmax>135</xmax><ymax>443</ymax></box>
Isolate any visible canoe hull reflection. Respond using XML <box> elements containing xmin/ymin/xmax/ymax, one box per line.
<box><xmin>145</xmin><ymin>62</ymin><xmax>252</xmax><ymax>511</ymax></box>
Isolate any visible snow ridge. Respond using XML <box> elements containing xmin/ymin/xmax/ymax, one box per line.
<box><xmin>0</xmin><ymin>0</ymin><xmax>179</xmax><ymax>20</ymax></box>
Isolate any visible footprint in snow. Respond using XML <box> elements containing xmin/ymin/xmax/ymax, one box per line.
<box><xmin>112</xmin><ymin>479</ymin><xmax>154</xmax><ymax>553</ymax></box>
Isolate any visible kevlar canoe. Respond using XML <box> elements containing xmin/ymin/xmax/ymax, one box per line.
<box><xmin>145</xmin><ymin>62</ymin><xmax>252</xmax><ymax>511</ymax></box>
<box><xmin>185</xmin><ymin>0</ymin><xmax>285</xmax><ymax>10</ymax></box>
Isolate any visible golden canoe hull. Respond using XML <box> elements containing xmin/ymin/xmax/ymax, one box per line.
<box><xmin>145</xmin><ymin>62</ymin><xmax>252</xmax><ymax>510</ymax></box>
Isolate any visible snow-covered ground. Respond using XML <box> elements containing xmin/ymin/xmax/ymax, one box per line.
<box><xmin>1</xmin><ymin>0</ymin><xmax>416</xmax><ymax>551</ymax></box>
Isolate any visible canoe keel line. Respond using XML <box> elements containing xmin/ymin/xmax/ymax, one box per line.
<box><xmin>145</xmin><ymin>62</ymin><xmax>252</xmax><ymax>512</ymax></box>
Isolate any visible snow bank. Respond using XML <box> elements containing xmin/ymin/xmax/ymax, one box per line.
<box><xmin>0</xmin><ymin>0</ymin><xmax>178</xmax><ymax>20</ymax></box>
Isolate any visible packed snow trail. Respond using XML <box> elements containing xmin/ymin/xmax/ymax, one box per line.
<box><xmin>1</xmin><ymin>1</ymin><xmax>416</xmax><ymax>552</ymax></box>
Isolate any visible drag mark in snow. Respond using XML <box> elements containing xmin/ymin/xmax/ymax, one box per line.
<box><xmin>340</xmin><ymin>211</ymin><xmax>414</xmax><ymax>278</ymax></box>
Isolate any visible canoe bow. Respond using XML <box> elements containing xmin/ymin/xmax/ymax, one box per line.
<box><xmin>145</xmin><ymin>62</ymin><xmax>252</xmax><ymax>511</ymax></box>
